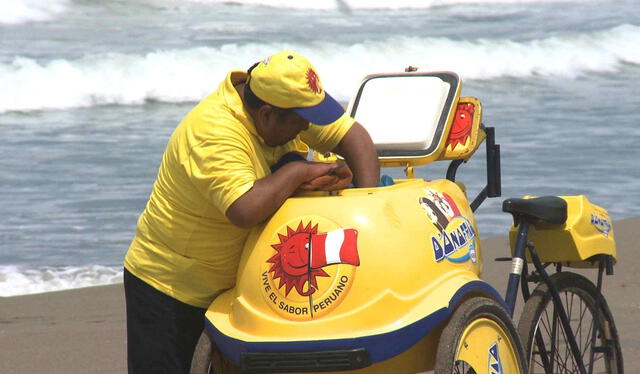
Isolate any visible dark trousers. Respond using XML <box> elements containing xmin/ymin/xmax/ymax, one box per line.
<box><xmin>124</xmin><ymin>268</ymin><xmax>206</xmax><ymax>374</ymax></box>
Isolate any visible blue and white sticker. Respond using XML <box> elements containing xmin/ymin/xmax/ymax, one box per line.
<box><xmin>489</xmin><ymin>343</ymin><xmax>503</xmax><ymax>374</ymax></box>
<box><xmin>430</xmin><ymin>216</ymin><xmax>477</xmax><ymax>264</ymax></box>
<box><xmin>419</xmin><ymin>190</ymin><xmax>477</xmax><ymax>265</ymax></box>
<box><xmin>590</xmin><ymin>213</ymin><xmax>611</xmax><ymax>237</ymax></box>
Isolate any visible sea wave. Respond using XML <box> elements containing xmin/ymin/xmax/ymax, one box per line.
<box><xmin>0</xmin><ymin>0</ymin><xmax>70</xmax><ymax>25</ymax></box>
<box><xmin>177</xmin><ymin>0</ymin><xmax>595</xmax><ymax>10</ymax></box>
<box><xmin>0</xmin><ymin>265</ymin><xmax>123</xmax><ymax>297</ymax></box>
<box><xmin>0</xmin><ymin>0</ymin><xmax>601</xmax><ymax>25</ymax></box>
<box><xmin>1</xmin><ymin>24</ymin><xmax>638</xmax><ymax>113</ymax></box>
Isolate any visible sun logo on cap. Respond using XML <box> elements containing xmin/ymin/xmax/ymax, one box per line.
<box><xmin>306</xmin><ymin>68</ymin><xmax>322</xmax><ymax>94</ymax></box>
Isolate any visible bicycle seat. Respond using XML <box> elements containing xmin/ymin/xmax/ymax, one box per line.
<box><xmin>502</xmin><ymin>196</ymin><xmax>567</xmax><ymax>225</ymax></box>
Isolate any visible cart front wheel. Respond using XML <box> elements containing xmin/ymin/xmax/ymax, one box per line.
<box><xmin>435</xmin><ymin>297</ymin><xmax>527</xmax><ymax>374</ymax></box>
<box><xmin>190</xmin><ymin>332</ymin><xmax>243</xmax><ymax>374</ymax></box>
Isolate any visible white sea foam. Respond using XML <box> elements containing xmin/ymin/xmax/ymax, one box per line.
<box><xmin>0</xmin><ymin>265</ymin><xmax>123</xmax><ymax>297</ymax></box>
<box><xmin>0</xmin><ymin>0</ymin><xmax>593</xmax><ymax>25</ymax></box>
<box><xmin>1</xmin><ymin>24</ymin><xmax>638</xmax><ymax>113</ymax></box>
<box><xmin>0</xmin><ymin>0</ymin><xmax>70</xmax><ymax>25</ymax></box>
<box><xmin>177</xmin><ymin>0</ymin><xmax>594</xmax><ymax>10</ymax></box>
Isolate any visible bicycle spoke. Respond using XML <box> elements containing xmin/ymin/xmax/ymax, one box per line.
<box><xmin>534</xmin><ymin>328</ymin><xmax>554</xmax><ymax>373</ymax></box>
<box><xmin>565</xmin><ymin>291</ymin><xmax>573</xmax><ymax>325</ymax></box>
<box><xmin>556</xmin><ymin>306</ymin><xmax>575</xmax><ymax>372</ymax></box>
<box><xmin>579</xmin><ymin>313</ymin><xmax>595</xmax><ymax>366</ymax></box>
<box><xmin>537</xmin><ymin>310</ymin><xmax>558</xmax><ymax>372</ymax></box>
<box><xmin>556</xmin><ymin>319</ymin><xmax>574</xmax><ymax>372</ymax></box>
<box><xmin>551</xmin><ymin>306</ymin><xmax>561</xmax><ymax>372</ymax></box>
<box><xmin>573</xmin><ymin>296</ymin><xmax>586</xmax><ymax>360</ymax></box>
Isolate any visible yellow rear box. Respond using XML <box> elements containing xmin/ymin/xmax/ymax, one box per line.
<box><xmin>509</xmin><ymin>195</ymin><xmax>616</xmax><ymax>268</ymax></box>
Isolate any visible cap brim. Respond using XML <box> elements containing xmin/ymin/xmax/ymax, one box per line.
<box><xmin>294</xmin><ymin>92</ymin><xmax>345</xmax><ymax>126</ymax></box>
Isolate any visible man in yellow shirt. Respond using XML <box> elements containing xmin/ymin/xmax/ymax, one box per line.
<box><xmin>123</xmin><ymin>50</ymin><xmax>379</xmax><ymax>373</ymax></box>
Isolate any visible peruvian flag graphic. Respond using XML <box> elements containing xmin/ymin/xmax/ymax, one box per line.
<box><xmin>309</xmin><ymin>229</ymin><xmax>359</xmax><ymax>269</ymax></box>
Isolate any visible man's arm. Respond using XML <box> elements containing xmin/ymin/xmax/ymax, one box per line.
<box><xmin>226</xmin><ymin>121</ymin><xmax>379</xmax><ymax>228</ymax></box>
<box><xmin>226</xmin><ymin>161</ymin><xmax>337</xmax><ymax>228</ymax></box>
<box><xmin>332</xmin><ymin>121</ymin><xmax>380</xmax><ymax>188</ymax></box>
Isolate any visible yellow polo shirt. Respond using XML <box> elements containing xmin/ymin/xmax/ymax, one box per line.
<box><xmin>124</xmin><ymin>71</ymin><xmax>354</xmax><ymax>308</ymax></box>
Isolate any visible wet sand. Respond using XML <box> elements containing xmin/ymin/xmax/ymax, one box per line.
<box><xmin>1</xmin><ymin>217</ymin><xmax>638</xmax><ymax>374</ymax></box>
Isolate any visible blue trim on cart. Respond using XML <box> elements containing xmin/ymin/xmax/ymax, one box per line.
<box><xmin>205</xmin><ymin>280</ymin><xmax>506</xmax><ymax>366</ymax></box>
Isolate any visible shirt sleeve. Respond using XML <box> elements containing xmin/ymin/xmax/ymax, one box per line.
<box><xmin>300</xmin><ymin>112</ymin><xmax>355</xmax><ymax>154</ymax></box>
<box><xmin>185</xmin><ymin>135</ymin><xmax>256</xmax><ymax>215</ymax></box>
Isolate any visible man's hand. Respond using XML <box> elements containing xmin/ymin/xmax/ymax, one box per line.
<box><xmin>302</xmin><ymin>161</ymin><xmax>339</xmax><ymax>182</ymax></box>
<box><xmin>298</xmin><ymin>163</ymin><xmax>353</xmax><ymax>191</ymax></box>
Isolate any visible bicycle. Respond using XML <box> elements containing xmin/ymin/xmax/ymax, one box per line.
<box><xmin>501</xmin><ymin>195</ymin><xmax>623</xmax><ymax>374</ymax></box>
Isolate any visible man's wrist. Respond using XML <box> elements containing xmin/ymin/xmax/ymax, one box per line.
<box><xmin>277</xmin><ymin>160</ymin><xmax>313</xmax><ymax>185</ymax></box>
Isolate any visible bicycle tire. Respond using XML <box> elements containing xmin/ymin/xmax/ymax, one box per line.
<box><xmin>517</xmin><ymin>271</ymin><xmax>623</xmax><ymax>374</ymax></box>
<box><xmin>435</xmin><ymin>296</ymin><xmax>527</xmax><ymax>374</ymax></box>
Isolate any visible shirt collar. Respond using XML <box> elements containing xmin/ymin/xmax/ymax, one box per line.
<box><xmin>222</xmin><ymin>70</ymin><xmax>261</xmax><ymax>139</ymax></box>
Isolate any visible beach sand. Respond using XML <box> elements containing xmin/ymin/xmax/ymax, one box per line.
<box><xmin>1</xmin><ymin>218</ymin><xmax>638</xmax><ymax>374</ymax></box>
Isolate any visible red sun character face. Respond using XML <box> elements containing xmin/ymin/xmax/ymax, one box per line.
<box><xmin>447</xmin><ymin>102</ymin><xmax>475</xmax><ymax>150</ymax></box>
<box><xmin>268</xmin><ymin>222</ymin><xmax>329</xmax><ymax>297</ymax></box>
<box><xmin>278</xmin><ymin>232</ymin><xmax>310</xmax><ymax>276</ymax></box>
<box><xmin>306</xmin><ymin>68</ymin><xmax>322</xmax><ymax>94</ymax></box>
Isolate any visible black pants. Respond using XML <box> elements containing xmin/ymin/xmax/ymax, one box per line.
<box><xmin>124</xmin><ymin>268</ymin><xmax>206</xmax><ymax>374</ymax></box>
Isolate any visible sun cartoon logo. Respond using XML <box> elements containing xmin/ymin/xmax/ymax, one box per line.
<box><xmin>447</xmin><ymin>102</ymin><xmax>475</xmax><ymax>150</ymax></box>
<box><xmin>267</xmin><ymin>222</ymin><xmax>329</xmax><ymax>297</ymax></box>
<box><xmin>262</xmin><ymin>220</ymin><xmax>360</xmax><ymax>320</ymax></box>
<box><xmin>306</xmin><ymin>68</ymin><xmax>322</xmax><ymax>94</ymax></box>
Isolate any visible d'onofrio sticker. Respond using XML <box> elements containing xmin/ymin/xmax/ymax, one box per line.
<box><xmin>419</xmin><ymin>189</ymin><xmax>478</xmax><ymax>264</ymax></box>
<box><xmin>590</xmin><ymin>213</ymin><xmax>612</xmax><ymax>237</ymax></box>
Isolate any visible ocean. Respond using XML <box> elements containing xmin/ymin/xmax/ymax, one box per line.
<box><xmin>1</xmin><ymin>0</ymin><xmax>638</xmax><ymax>296</ymax></box>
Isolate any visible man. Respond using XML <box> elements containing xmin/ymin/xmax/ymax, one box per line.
<box><xmin>123</xmin><ymin>50</ymin><xmax>380</xmax><ymax>373</ymax></box>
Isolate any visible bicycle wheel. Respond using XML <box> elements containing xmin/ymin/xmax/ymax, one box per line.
<box><xmin>435</xmin><ymin>297</ymin><xmax>527</xmax><ymax>374</ymax></box>
<box><xmin>190</xmin><ymin>332</ymin><xmax>243</xmax><ymax>374</ymax></box>
<box><xmin>517</xmin><ymin>272</ymin><xmax>623</xmax><ymax>374</ymax></box>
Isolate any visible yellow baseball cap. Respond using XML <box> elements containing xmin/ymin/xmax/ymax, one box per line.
<box><xmin>248</xmin><ymin>50</ymin><xmax>344</xmax><ymax>125</ymax></box>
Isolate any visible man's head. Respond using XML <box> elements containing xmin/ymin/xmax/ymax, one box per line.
<box><xmin>243</xmin><ymin>50</ymin><xmax>344</xmax><ymax>146</ymax></box>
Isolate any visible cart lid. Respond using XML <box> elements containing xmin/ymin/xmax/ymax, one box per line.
<box><xmin>346</xmin><ymin>72</ymin><xmax>461</xmax><ymax>167</ymax></box>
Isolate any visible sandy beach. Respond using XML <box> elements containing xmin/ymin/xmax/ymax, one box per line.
<box><xmin>2</xmin><ymin>217</ymin><xmax>638</xmax><ymax>374</ymax></box>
